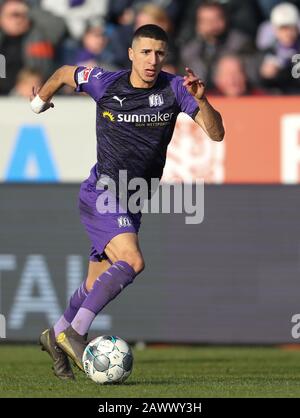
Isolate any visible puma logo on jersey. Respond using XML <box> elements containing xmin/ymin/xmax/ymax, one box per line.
<box><xmin>92</xmin><ymin>70</ymin><xmax>103</xmax><ymax>79</ymax></box>
<box><xmin>113</xmin><ymin>96</ymin><xmax>126</xmax><ymax>107</ymax></box>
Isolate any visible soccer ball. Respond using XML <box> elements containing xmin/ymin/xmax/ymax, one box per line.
<box><xmin>82</xmin><ymin>335</ymin><xmax>133</xmax><ymax>384</ymax></box>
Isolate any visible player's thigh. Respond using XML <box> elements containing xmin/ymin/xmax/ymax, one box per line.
<box><xmin>86</xmin><ymin>259</ymin><xmax>111</xmax><ymax>291</ymax></box>
<box><xmin>104</xmin><ymin>232</ymin><xmax>145</xmax><ymax>274</ymax></box>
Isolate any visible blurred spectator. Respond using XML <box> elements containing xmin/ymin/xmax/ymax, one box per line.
<box><xmin>73</xmin><ymin>19</ymin><xmax>116</xmax><ymax>69</ymax></box>
<box><xmin>138</xmin><ymin>0</ymin><xmax>183</xmax><ymax>27</ymax></box>
<box><xmin>106</xmin><ymin>0</ymin><xmax>135</xmax><ymax>28</ymax></box>
<box><xmin>0</xmin><ymin>0</ymin><xmax>64</xmax><ymax>94</ymax></box>
<box><xmin>256</xmin><ymin>2</ymin><xmax>300</xmax><ymax>50</ymax></box>
<box><xmin>2</xmin><ymin>0</ymin><xmax>300</xmax><ymax>96</ymax></box>
<box><xmin>259</xmin><ymin>2</ymin><xmax>300</xmax><ymax>93</ymax></box>
<box><xmin>256</xmin><ymin>0</ymin><xmax>300</xmax><ymax>19</ymax></box>
<box><xmin>180</xmin><ymin>1</ymin><xmax>254</xmax><ymax>89</ymax></box>
<box><xmin>29</xmin><ymin>7</ymin><xmax>66</xmax><ymax>46</ymax></box>
<box><xmin>257</xmin><ymin>15</ymin><xmax>280</xmax><ymax>50</ymax></box>
<box><xmin>108</xmin><ymin>2</ymin><xmax>177</xmax><ymax>69</ymax></box>
<box><xmin>41</xmin><ymin>0</ymin><xmax>109</xmax><ymax>40</ymax></box>
<box><xmin>134</xmin><ymin>3</ymin><xmax>173</xmax><ymax>31</ymax></box>
<box><xmin>210</xmin><ymin>54</ymin><xmax>264</xmax><ymax>96</ymax></box>
<box><xmin>178</xmin><ymin>0</ymin><xmax>261</xmax><ymax>47</ymax></box>
<box><xmin>10</xmin><ymin>67</ymin><xmax>42</xmax><ymax>97</ymax></box>
<box><xmin>107</xmin><ymin>0</ymin><xmax>184</xmax><ymax>28</ymax></box>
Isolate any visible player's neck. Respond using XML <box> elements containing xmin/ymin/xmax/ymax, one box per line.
<box><xmin>129</xmin><ymin>71</ymin><xmax>157</xmax><ymax>89</ymax></box>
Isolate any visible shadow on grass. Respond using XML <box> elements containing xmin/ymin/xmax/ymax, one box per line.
<box><xmin>109</xmin><ymin>377</ymin><xmax>206</xmax><ymax>387</ymax></box>
<box><xmin>137</xmin><ymin>357</ymin><xmax>231</xmax><ymax>365</ymax></box>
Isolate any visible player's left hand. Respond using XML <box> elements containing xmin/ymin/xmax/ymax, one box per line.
<box><xmin>183</xmin><ymin>67</ymin><xmax>206</xmax><ymax>100</ymax></box>
<box><xmin>30</xmin><ymin>87</ymin><xmax>54</xmax><ymax>113</ymax></box>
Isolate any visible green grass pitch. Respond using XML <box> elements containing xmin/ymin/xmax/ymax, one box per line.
<box><xmin>0</xmin><ymin>345</ymin><xmax>300</xmax><ymax>397</ymax></box>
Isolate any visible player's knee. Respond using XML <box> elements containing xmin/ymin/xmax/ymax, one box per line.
<box><xmin>119</xmin><ymin>252</ymin><xmax>145</xmax><ymax>275</ymax></box>
<box><xmin>132</xmin><ymin>256</ymin><xmax>145</xmax><ymax>275</ymax></box>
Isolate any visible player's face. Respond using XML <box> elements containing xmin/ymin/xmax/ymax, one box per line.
<box><xmin>129</xmin><ymin>37</ymin><xmax>167</xmax><ymax>88</ymax></box>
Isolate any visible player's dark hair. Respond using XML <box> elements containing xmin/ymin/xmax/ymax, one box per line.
<box><xmin>132</xmin><ymin>24</ymin><xmax>168</xmax><ymax>45</ymax></box>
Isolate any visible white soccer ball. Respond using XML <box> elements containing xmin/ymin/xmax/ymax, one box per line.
<box><xmin>82</xmin><ymin>335</ymin><xmax>133</xmax><ymax>384</ymax></box>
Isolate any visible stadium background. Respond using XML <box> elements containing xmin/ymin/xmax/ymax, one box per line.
<box><xmin>1</xmin><ymin>0</ymin><xmax>300</xmax><ymax>345</ymax></box>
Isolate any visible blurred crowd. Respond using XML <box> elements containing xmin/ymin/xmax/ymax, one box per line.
<box><xmin>1</xmin><ymin>0</ymin><xmax>300</xmax><ymax>97</ymax></box>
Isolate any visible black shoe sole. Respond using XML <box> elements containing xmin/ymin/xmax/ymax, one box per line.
<box><xmin>39</xmin><ymin>337</ymin><xmax>75</xmax><ymax>380</ymax></box>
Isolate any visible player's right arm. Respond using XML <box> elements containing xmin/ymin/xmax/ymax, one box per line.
<box><xmin>30</xmin><ymin>65</ymin><xmax>77</xmax><ymax>114</ymax></box>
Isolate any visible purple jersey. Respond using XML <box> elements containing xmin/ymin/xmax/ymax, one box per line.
<box><xmin>74</xmin><ymin>66</ymin><xmax>199</xmax><ymax>186</ymax></box>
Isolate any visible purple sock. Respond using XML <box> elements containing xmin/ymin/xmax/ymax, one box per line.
<box><xmin>71</xmin><ymin>261</ymin><xmax>135</xmax><ymax>335</ymax></box>
<box><xmin>71</xmin><ymin>308</ymin><xmax>96</xmax><ymax>336</ymax></box>
<box><xmin>53</xmin><ymin>315</ymin><xmax>70</xmax><ymax>338</ymax></box>
<box><xmin>54</xmin><ymin>281</ymin><xmax>88</xmax><ymax>337</ymax></box>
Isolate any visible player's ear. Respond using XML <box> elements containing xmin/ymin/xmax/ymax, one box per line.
<box><xmin>128</xmin><ymin>47</ymin><xmax>133</xmax><ymax>62</ymax></box>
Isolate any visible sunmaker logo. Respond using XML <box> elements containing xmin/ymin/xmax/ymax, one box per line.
<box><xmin>117</xmin><ymin>111</ymin><xmax>173</xmax><ymax>123</ymax></box>
<box><xmin>102</xmin><ymin>110</ymin><xmax>174</xmax><ymax>126</ymax></box>
<box><xmin>102</xmin><ymin>111</ymin><xmax>115</xmax><ymax>122</ymax></box>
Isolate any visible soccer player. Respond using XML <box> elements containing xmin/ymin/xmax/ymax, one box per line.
<box><xmin>32</xmin><ymin>24</ymin><xmax>224</xmax><ymax>379</ymax></box>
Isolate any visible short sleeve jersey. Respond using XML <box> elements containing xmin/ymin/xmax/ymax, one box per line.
<box><xmin>74</xmin><ymin>66</ymin><xmax>199</xmax><ymax>186</ymax></box>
